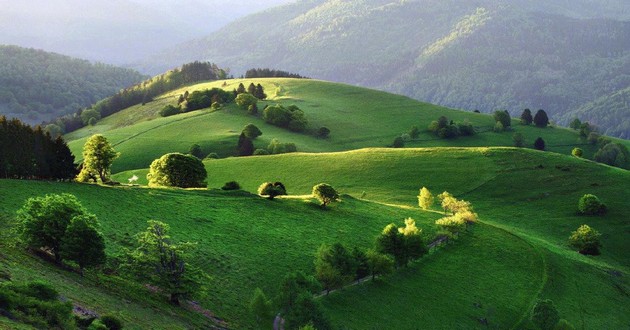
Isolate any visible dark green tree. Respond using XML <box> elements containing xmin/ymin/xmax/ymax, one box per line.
<box><xmin>520</xmin><ymin>109</ymin><xmax>533</xmax><ymax>125</ymax></box>
<box><xmin>569</xmin><ymin>118</ymin><xmax>582</xmax><ymax>129</ymax></box>
<box><xmin>393</xmin><ymin>136</ymin><xmax>405</xmax><ymax>148</ymax></box>
<box><xmin>366</xmin><ymin>249</ymin><xmax>394</xmax><ymax>280</ymax></box>
<box><xmin>16</xmin><ymin>193</ymin><xmax>88</xmax><ymax>263</ymax></box>
<box><xmin>317</xmin><ymin>126</ymin><xmax>330</xmax><ymax>138</ymax></box>
<box><xmin>257</xmin><ymin>182</ymin><xmax>287</xmax><ymax>200</ymax></box>
<box><xmin>513</xmin><ymin>132</ymin><xmax>524</xmax><ymax>147</ymax></box>
<box><xmin>247</xmin><ymin>83</ymin><xmax>256</xmax><ymax>95</ymax></box>
<box><xmin>188</xmin><ymin>143</ymin><xmax>204</xmax><ymax>159</ymax></box>
<box><xmin>352</xmin><ymin>247</ymin><xmax>370</xmax><ymax>281</ymax></box>
<box><xmin>249</xmin><ymin>288</ymin><xmax>272</xmax><ymax>325</ymax></box>
<box><xmin>124</xmin><ymin>220</ymin><xmax>206</xmax><ymax>305</ymax></box>
<box><xmin>284</xmin><ymin>293</ymin><xmax>332</xmax><ymax>330</ymax></box>
<box><xmin>276</xmin><ymin>271</ymin><xmax>321</xmax><ymax>311</ymax></box>
<box><xmin>60</xmin><ymin>214</ymin><xmax>106</xmax><ymax>276</ymax></box>
<box><xmin>578</xmin><ymin>194</ymin><xmax>607</xmax><ymax>215</ymax></box>
<box><xmin>242</xmin><ymin>123</ymin><xmax>262</xmax><ymax>139</ymax></box>
<box><xmin>312</xmin><ymin>183</ymin><xmax>340</xmax><ymax>208</ymax></box>
<box><xmin>594</xmin><ymin>142</ymin><xmax>630</xmax><ymax>169</ymax></box>
<box><xmin>237</xmin><ymin>133</ymin><xmax>255</xmax><ymax>156</ymax></box>
<box><xmin>147</xmin><ymin>153</ymin><xmax>207</xmax><ymax>188</ymax></box>
<box><xmin>254</xmin><ymin>83</ymin><xmax>267</xmax><ymax>100</ymax></box>
<box><xmin>534</xmin><ymin>137</ymin><xmax>546</xmax><ymax>150</ymax></box>
<box><xmin>493</xmin><ymin>110</ymin><xmax>511</xmax><ymax>128</ymax></box>
<box><xmin>236</xmin><ymin>83</ymin><xmax>246</xmax><ymax>94</ymax></box>
<box><xmin>409</xmin><ymin>125</ymin><xmax>420</xmax><ymax>139</ymax></box>
<box><xmin>534</xmin><ymin>109</ymin><xmax>549</xmax><ymax>128</ymax></box>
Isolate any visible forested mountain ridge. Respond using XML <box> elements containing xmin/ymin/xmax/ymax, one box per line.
<box><xmin>138</xmin><ymin>0</ymin><xmax>630</xmax><ymax>138</ymax></box>
<box><xmin>0</xmin><ymin>45</ymin><xmax>147</xmax><ymax>125</ymax></box>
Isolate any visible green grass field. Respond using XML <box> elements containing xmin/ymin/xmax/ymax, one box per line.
<box><xmin>66</xmin><ymin>78</ymin><xmax>627</xmax><ymax>174</ymax></box>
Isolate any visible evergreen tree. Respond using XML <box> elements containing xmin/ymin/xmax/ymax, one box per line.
<box><xmin>236</xmin><ymin>83</ymin><xmax>246</xmax><ymax>94</ymax></box>
<box><xmin>247</xmin><ymin>83</ymin><xmax>256</xmax><ymax>95</ymax></box>
<box><xmin>534</xmin><ymin>109</ymin><xmax>549</xmax><ymax>127</ymax></box>
<box><xmin>237</xmin><ymin>133</ymin><xmax>254</xmax><ymax>156</ymax></box>
<box><xmin>254</xmin><ymin>83</ymin><xmax>267</xmax><ymax>100</ymax></box>
<box><xmin>534</xmin><ymin>137</ymin><xmax>546</xmax><ymax>150</ymax></box>
<box><xmin>520</xmin><ymin>109</ymin><xmax>533</xmax><ymax>125</ymax></box>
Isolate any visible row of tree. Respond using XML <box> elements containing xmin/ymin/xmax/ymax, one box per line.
<box><xmin>45</xmin><ymin>61</ymin><xmax>226</xmax><ymax>134</ymax></box>
<box><xmin>0</xmin><ymin>116</ymin><xmax>76</xmax><ymax>180</ymax></box>
<box><xmin>244</xmin><ymin>68</ymin><xmax>308</xmax><ymax>79</ymax></box>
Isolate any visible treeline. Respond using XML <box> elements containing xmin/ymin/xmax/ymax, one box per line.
<box><xmin>46</xmin><ymin>61</ymin><xmax>227</xmax><ymax>135</ymax></box>
<box><xmin>0</xmin><ymin>45</ymin><xmax>146</xmax><ymax>124</ymax></box>
<box><xmin>245</xmin><ymin>68</ymin><xmax>308</xmax><ymax>79</ymax></box>
<box><xmin>0</xmin><ymin>116</ymin><xmax>76</xmax><ymax>180</ymax></box>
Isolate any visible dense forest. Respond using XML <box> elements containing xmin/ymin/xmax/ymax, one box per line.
<box><xmin>0</xmin><ymin>45</ymin><xmax>146</xmax><ymax>124</ymax></box>
<box><xmin>139</xmin><ymin>0</ymin><xmax>630</xmax><ymax>138</ymax></box>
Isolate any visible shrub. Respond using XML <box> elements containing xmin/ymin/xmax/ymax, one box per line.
<box><xmin>317</xmin><ymin>127</ymin><xmax>330</xmax><ymax>138</ymax></box>
<box><xmin>513</xmin><ymin>132</ymin><xmax>524</xmax><ymax>147</ymax></box>
<box><xmin>392</xmin><ymin>136</ymin><xmax>405</xmax><ymax>148</ymax></box>
<box><xmin>147</xmin><ymin>153</ymin><xmax>207</xmax><ymax>188</ymax></box>
<box><xmin>578</xmin><ymin>194</ymin><xmax>607</xmax><ymax>215</ymax></box>
<box><xmin>494</xmin><ymin>121</ymin><xmax>505</xmax><ymax>133</ymax></box>
<box><xmin>235</xmin><ymin>93</ymin><xmax>258</xmax><ymax>110</ymax></box>
<box><xmin>438</xmin><ymin>124</ymin><xmax>458</xmax><ymax>138</ymax></box>
<box><xmin>409</xmin><ymin>125</ymin><xmax>420</xmax><ymax>139</ymax></box>
<box><xmin>188</xmin><ymin>144</ymin><xmax>204</xmax><ymax>159</ymax></box>
<box><xmin>221</xmin><ymin>181</ymin><xmax>241</xmax><ymax>191</ymax></box>
<box><xmin>257</xmin><ymin>182</ymin><xmax>287</xmax><ymax>200</ymax></box>
<box><xmin>253</xmin><ymin>148</ymin><xmax>269</xmax><ymax>156</ymax></box>
<box><xmin>268</xmin><ymin>139</ymin><xmax>297</xmax><ymax>154</ymax></box>
<box><xmin>205</xmin><ymin>152</ymin><xmax>219</xmax><ymax>160</ymax></box>
<box><xmin>100</xmin><ymin>315</ymin><xmax>123</xmax><ymax>330</ymax></box>
<box><xmin>569</xmin><ymin>224</ymin><xmax>602</xmax><ymax>255</ymax></box>
<box><xmin>159</xmin><ymin>105</ymin><xmax>180</xmax><ymax>117</ymax></box>
<box><xmin>571</xmin><ymin>148</ymin><xmax>583</xmax><ymax>157</ymax></box>
<box><xmin>312</xmin><ymin>183</ymin><xmax>340</xmax><ymax>208</ymax></box>
<box><xmin>457</xmin><ymin>120</ymin><xmax>475</xmax><ymax>136</ymax></box>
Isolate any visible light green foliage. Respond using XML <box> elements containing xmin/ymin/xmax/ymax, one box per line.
<box><xmin>531</xmin><ymin>299</ymin><xmax>560</xmax><ymax>330</ymax></box>
<box><xmin>312</xmin><ymin>183</ymin><xmax>340</xmax><ymax>207</ymax></box>
<box><xmin>494</xmin><ymin>121</ymin><xmax>505</xmax><ymax>133</ymax></box>
<box><xmin>60</xmin><ymin>214</ymin><xmax>106</xmax><ymax>275</ymax></box>
<box><xmin>435</xmin><ymin>214</ymin><xmax>466</xmax><ymax>235</ymax></box>
<box><xmin>578</xmin><ymin>194</ymin><xmax>606</xmax><ymax>215</ymax></box>
<box><xmin>124</xmin><ymin>220</ymin><xmax>205</xmax><ymax>305</ymax></box>
<box><xmin>16</xmin><ymin>193</ymin><xmax>88</xmax><ymax>263</ymax></box>
<box><xmin>376</xmin><ymin>219</ymin><xmax>426</xmax><ymax>267</ymax></box>
<box><xmin>242</xmin><ymin>123</ymin><xmax>262</xmax><ymax>139</ymax></box>
<box><xmin>0</xmin><ymin>281</ymin><xmax>75</xmax><ymax>329</ymax></box>
<box><xmin>569</xmin><ymin>224</ymin><xmax>602</xmax><ymax>255</ymax></box>
<box><xmin>263</xmin><ymin>104</ymin><xmax>308</xmax><ymax>132</ymax></box>
<box><xmin>253</xmin><ymin>148</ymin><xmax>269</xmax><ymax>156</ymax></box>
<box><xmin>571</xmin><ymin>147</ymin><xmax>583</xmax><ymax>157</ymax></box>
<box><xmin>77</xmin><ymin>134</ymin><xmax>119</xmax><ymax>183</ymax></box>
<box><xmin>418</xmin><ymin>187</ymin><xmax>434</xmax><ymax>210</ymax></box>
<box><xmin>147</xmin><ymin>153</ymin><xmax>207</xmax><ymax>188</ymax></box>
<box><xmin>235</xmin><ymin>93</ymin><xmax>258</xmax><ymax>110</ymax></box>
<box><xmin>88</xmin><ymin>319</ymin><xmax>109</xmax><ymax>330</ymax></box>
<box><xmin>249</xmin><ymin>288</ymin><xmax>272</xmax><ymax>325</ymax></box>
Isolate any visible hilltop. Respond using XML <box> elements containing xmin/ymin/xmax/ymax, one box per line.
<box><xmin>137</xmin><ymin>0</ymin><xmax>630</xmax><ymax>137</ymax></box>
<box><xmin>65</xmin><ymin>78</ymin><xmax>628</xmax><ymax>174</ymax></box>
<box><xmin>0</xmin><ymin>45</ymin><xmax>146</xmax><ymax>124</ymax></box>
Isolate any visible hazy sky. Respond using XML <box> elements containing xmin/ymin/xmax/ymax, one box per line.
<box><xmin>0</xmin><ymin>0</ymin><xmax>295</xmax><ymax>64</ymax></box>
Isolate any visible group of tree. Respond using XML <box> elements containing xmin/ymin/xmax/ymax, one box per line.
<box><xmin>46</xmin><ymin>61</ymin><xmax>226</xmax><ymax>134</ymax></box>
<box><xmin>519</xmin><ymin>108</ymin><xmax>549</xmax><ymax>128</ymax></box>
<box><xmin>377</xmin><ymin>218</ymin><xmax>427</xmax><ymax>267</ymax></box>
<box><xmin>493</xmin><ymin>110</ymin><xmax>512</xmax><ymax>132</ymax></box>
<box><xmin>15</xmin><ymin>194</ymin><xmax>106</xmax><ymax>274</ymax></box>
<box><xmin>0</xmin><ymin>116</ymin><xmax>76</xmax><ymax>180</ymax></box>
<box><xmin>237</xmin><ymin>123</ymin><xmax>263</xmax><ymax>156</ymax></box>
<box><xmin>272</xmin><ymin>271</ymin><xmax>331</xmax><ymax>329</ymax></box>
<box><xmin>263</xmin><ymin>104</ymin><xmax>309</xmax><ymax>132</ymax></box>
<box><xmin>428</xmin><ymin>116</ymin><xmax>475</xmax><ymax>139</ymax></box>
<box><xmin>178</xmin><ymin>87</ymin><xmax>235</xmax><ymax>113</ymax></box>
<box><xmin>235</xmin><ymin>82</ymin><xmax>267</xmax><ymax>101</ymax></box>
<box><xmin>245</xmin><ymin>68</ymin><xmax>308</xmax><ymax>79</ymax></box>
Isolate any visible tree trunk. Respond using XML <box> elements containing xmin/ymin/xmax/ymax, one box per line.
<box><xmin>170</xmin><ymin>293</ymin><xmax>180</xmax><ymax>305</ymax></box>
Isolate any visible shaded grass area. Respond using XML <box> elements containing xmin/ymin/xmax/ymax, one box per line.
<box><xmin>66</xmin><ymin>78</ymin><xmax>626</xmax><ymax>173</ymax></box>
<box><xmin>322</xmin><ymin>223</ymin><xmax>545</xmax><ymax>329</ymax></box>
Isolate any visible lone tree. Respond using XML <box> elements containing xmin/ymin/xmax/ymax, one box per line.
<box><xmin>534</xmin><ymin>137</ymin><xmax>546</xmax><ymax>151</ymax></box>
<box><xmin>520</xmin><ymin>109</ymin><xmax>533</xmax><ymax>125</ymax></box>
<box><xmin>533</xmin><ymin>109</ymin><xmax>549</xmax><ymax>128</ymax></box>
<box><xmin>531</xmin><ymin>299</ymin><xmax>560</xmax><ymax>330</ymax></box>
<box><xmin>569</xmin><ymin>225</ymin><xmax>602</xmax><ymax>255</ymax></box>
<box><xmin>76</xmin><ymin>134</ymin><xmax>119</xmax><ymax>183</ymax></box>
<box><xmin>16</xmin><ymin>193</ymin><xmax>88</xmax><ymax>263</ymax></box>
<box><xmin>147</xmin><ymin>153</ymin><xmax>207</xmax><ymax>188</ymax></box>
<box><xmin>578</xmin><ymin>194</ymin><xmax>607</xmax><ymax>215</ymax></box>
<box><xmin>124</xmin><ymin>220</ymin><xmax>205</xmax><ymax>305</ymax></box>
<box><xmin>60</xmin><ymin>214</ymin><xmax>106</xmax><ymax>276</ymax></box>
<box><xmin>257</xmin><ymin>182</ymin><xmax>287</xmax><ymax>200</ymax></box>
<box><xmin>312</xmin><ymin>183</ymin><xmax>340</xmax><ymax>208</ymax></box>
<box><xmin>418</xmin><ymin>187</ymin><xmax>434</xmax><ymax>210</ymax></box>
<box><xmin>242</xmin><ymin>123</ymin><xmax>262</xmax><ymax>139</ymax></box>
<box><xmin>235</xmin><ymin>93</ymin><xmax>258</xmax><ymax>111</ymax></box>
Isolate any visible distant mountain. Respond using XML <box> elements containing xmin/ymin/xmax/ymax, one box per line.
<box><xmin>561</xmin><ymin>87</ymin><xmax>630</xmax><ymax>139</ymax></box>
<box><xmin>0</xmin><ymin>45</ymin><xmax>146</xmax><ymax>124</ymax></box>
<box><xmin>138</xmin><ymin>0</ymin><xmax>630</xmax><ymax>138</ymax></box>
<box><xmin>0</xmin><ymin>0</ymin><xmax>295</xmax><ymax>65</ymax></box>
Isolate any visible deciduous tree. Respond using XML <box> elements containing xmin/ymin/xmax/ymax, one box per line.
<box><xmin>60</xmin><ymin>214</ymin><xmax>106</xmax><ymax>276</ymax></box>
<box><xmin>312</xmin><ymin>183</ymin><xmax>340</xmax><ymax>208</ymax></box>
<box><xmin>418</xmin><ymin>187</ymin><xmax>434</xmax><ymax>210</ymax></box>
<box><xmin>147</xmin><ymin>153</ymin><xmax>207</xmax><ymax>188</ymax></box>
<box><xmin>77</xmin><ymin>134</ymin><xmax>119</xmax><ymax>183</ymax></box>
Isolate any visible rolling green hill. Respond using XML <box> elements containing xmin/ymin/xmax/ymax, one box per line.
<box><xmin>138</xmin><ymin>0</ymin><xmax>630</xmax><ymax>138</ymax></box>
<box><xmin>0</xmin><ymin>45</ymin><xmax>147</xmax><ymax>125</ymax></box>
<box><xmin>2</xmin><ymin>147</ymin><xmax>628</xmax><ymax>329</ymax></box>
<box><xmin>65</xmin><ymin>78</ymin><xmax>628</xmax><ymax>174</ymax></box>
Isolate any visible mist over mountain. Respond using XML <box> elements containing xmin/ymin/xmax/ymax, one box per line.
<box><xmin>138</xmin><ymin>0</ymin><xmax>630</xmax><ymax>138</ymax></box>
<box><xmin>0</xmin><ymin>0</ymin><xmax>294</xmax><ymax>64</ymax></box>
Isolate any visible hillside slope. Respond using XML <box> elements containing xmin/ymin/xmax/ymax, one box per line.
<box><xmin>138</xmin><ymin>0</ymin><xmax>630</xmax><ymax>137</ymax></box>
<box><xmin>65</xmin><ymin>78</ymin><xmax>628</xmax><ymax>174</ymax></box>
<box><xmin>0</xmin><ymin>45</ymin><xmax>146</xmax><ymax>124</ymax></box>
